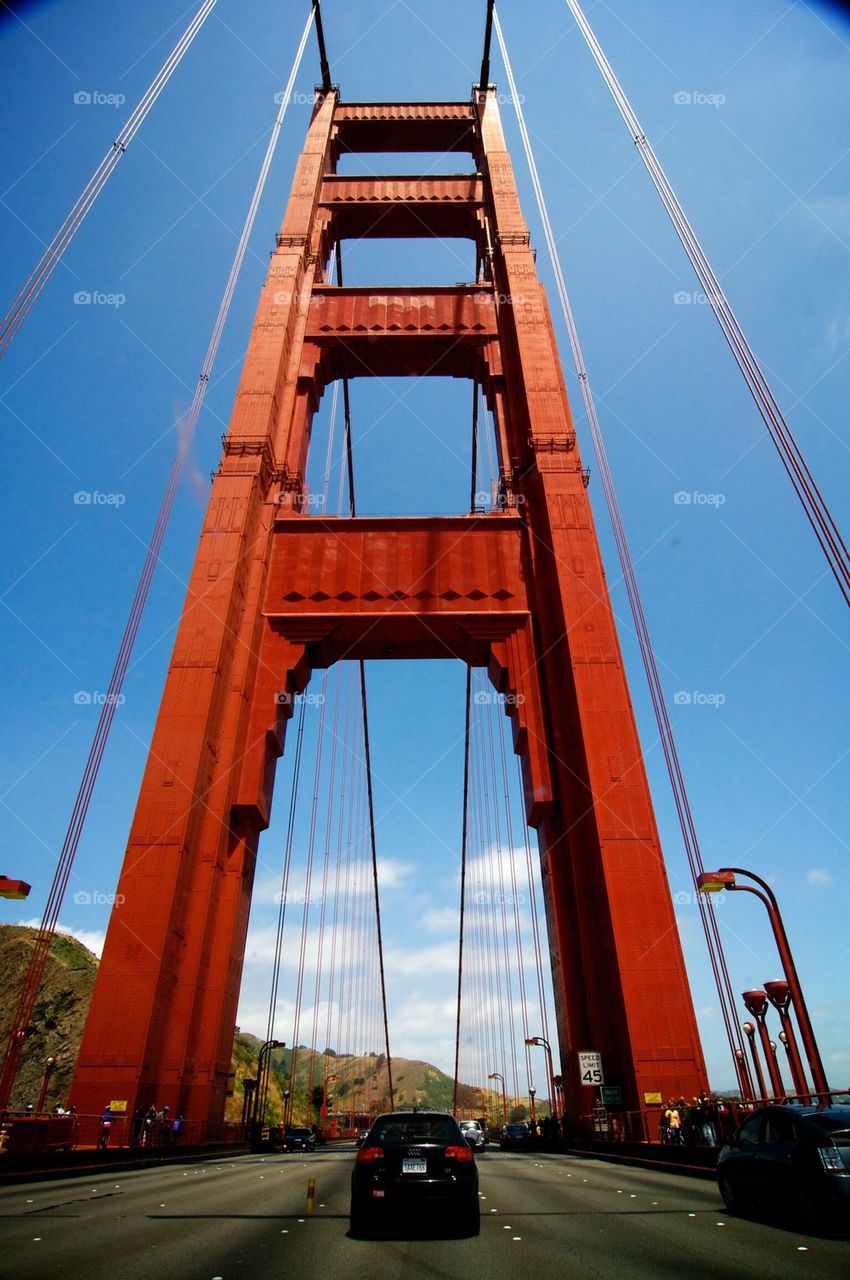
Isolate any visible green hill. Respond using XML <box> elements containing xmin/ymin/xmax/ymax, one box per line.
<box><xmin>1</xmin><ymin>925</ymin><xmax>508</xmax><ymax>1124</ymax></box>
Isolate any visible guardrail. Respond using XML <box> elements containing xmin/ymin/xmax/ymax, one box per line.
<box><xmin>0</xmin><ymin>1111</ymin><xmax>245</xmax><ymax>1155</ymax></box>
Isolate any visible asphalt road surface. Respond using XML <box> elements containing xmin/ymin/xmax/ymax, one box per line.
<box><xmin>1</xmin><ymin>1145</ymin><xmax>847</xmax><ymax>1280</ymax></box>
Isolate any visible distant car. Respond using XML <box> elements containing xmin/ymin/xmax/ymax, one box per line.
<box><xmin>350</xmin><ymin>1110</ymin><xmax>479</xmax><ymax>1236</ymax></box>
<box><xmin>716</xmin><ymin>1104</ymin><xmax>850</xmax><ymax>1232</ymax></box>
<box><xmin>459</xmin><ymin>1120</ymin><xmax>486</xmax><ymax>1152</ymax></box>
<box><xmin>283</xmin><ymin>1126</ymin><xmax>316</xmax><ymax>1152</ymax></box>
<box><xmin>499</xmin><ymin>1122</ymin><xmax>533</xmax><ymax>1151</ymax></box>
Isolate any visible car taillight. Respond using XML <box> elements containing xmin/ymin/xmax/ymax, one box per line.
<box><xmin>817</xmin><ymin>1146</ymin><xmax>844</xmax><ymax>1172</ymax></box>
<box><xmin>445</xmin><ymin>1144</ymin><xmax>474</xmax><ymax>1162</ymax></box>
<box><xmin>356</xmin><ymin>1145</ymin><xmax>384</xmax><ymax>1163</ymax></box>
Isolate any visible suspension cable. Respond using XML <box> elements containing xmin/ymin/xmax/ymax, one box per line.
<box><xmin>452</xmin><ymin>666</ymin><xmax>473</xmax><ymax>1114</ymax></box>
<box><xmin>335</xmin><ymin>241</ymin><xmax>394</xmax><ymax>1108</ymax></box>
<box><xmin>0</xmin><ymin>0</ymin><xmax>221</xmax><ymax>359</ymax></box>
<box><xmin>557</xmin><ymin>0</ymin><xmax>849</xmax><ymax>606</ymax></box>
<box><xmin>0</xmin><ymin>7</ymin><xmax>316</xmax><ymax>1113</ymax></box>
<box><xmin>493</xmin><ymin>8</ymin><xmax>747</xmax><ymax>1085</ymax></box>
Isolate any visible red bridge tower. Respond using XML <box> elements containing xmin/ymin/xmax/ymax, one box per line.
<box><xmin>71</xmin><ymin>89</ymin><xmax>706</xmax><ymax>1130</ymax></box>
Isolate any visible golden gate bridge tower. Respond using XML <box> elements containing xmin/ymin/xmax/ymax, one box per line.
<box><xmin>65</xmin><ymin>31</ymin><xmax>708</xmax><ymax>1130</ymax></box>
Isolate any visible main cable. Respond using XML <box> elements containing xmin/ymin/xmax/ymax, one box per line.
<box><xmin>493</xmin><ymin>8</ymin><xmax>747</xmax><ymax>1087</ymax></box>
<box><xmin>0</xmin><ymin>0</ymin><xmax>220</xmax><ymax>359</ymax></box>
<box><xmin>559</xmin><ymin>0</ymin><xmax>849</xmax><ymax>607</ymax></box>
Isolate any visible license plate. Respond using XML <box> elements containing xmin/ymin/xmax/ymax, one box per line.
<box><xmin>402</xmin><ymin>1158</ymin><xmax>427</xmax><ymax>1174</ymax></box>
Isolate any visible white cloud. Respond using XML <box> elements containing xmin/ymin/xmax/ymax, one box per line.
<box><xmin>17</xmin><ymin>917</ymin><xmax>105</xmax><ymax>958</ymax></box>
<box><xmin>421</xmin><ymin>906</ymin><xmax>459</xmax><ymax>934</ymax></box>
<box><xmin>807</xmin><ymin>868</ymin><xmax>832</xmax><ymax>887</ymax></box>
<box><xmin>385</xmin><ymin>941</ymin><xmax>460</xmax><ymax>976</ymax></box>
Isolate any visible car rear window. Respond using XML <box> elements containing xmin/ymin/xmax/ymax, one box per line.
<box><xmin>372</xmin><ymin>1117</ymin><xmax>459</xmax><ymax>1143</ymax></box>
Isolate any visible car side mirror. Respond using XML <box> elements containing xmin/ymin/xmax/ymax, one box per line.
<box><xmin>464</xmin><ymin>1134</ymin><xmax>476</xmax><ymax>1148</ymax></box>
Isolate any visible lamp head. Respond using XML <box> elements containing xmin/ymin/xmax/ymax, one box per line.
<box><xmin>697</xmin><ymin>870</ymin><xmax>736</xmax><ymax>893</ymax></box>
<box><xmin>742</xmin><ymin>989</ymin><xmax>769</xmax><ymax>1018</ymax></box>
<box><xmin>764</xmin><ymin>979</ymin><xmax>791</xmax><ymax>1012</ymax></box>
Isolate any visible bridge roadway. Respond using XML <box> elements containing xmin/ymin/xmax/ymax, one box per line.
<box><xmin>1</xmin><ymin>1143</ymin><xmax>846</xmax><ymax>1279</ymax></box>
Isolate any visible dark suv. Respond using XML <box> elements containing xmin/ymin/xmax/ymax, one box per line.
<box><xmin>716</xmin><ymin>1104</ymin><xmax>850</xmax><ymax>1232</ymax></box>
<box><xmin>350</xmin><ymin>1110</ymin><xmax>479</xmax><ymax>1236</ymax></box>
<box><xmin>283</xmin><ymin>1126</ymin><xmax>315</xmax><ymax>1152</ymax></box>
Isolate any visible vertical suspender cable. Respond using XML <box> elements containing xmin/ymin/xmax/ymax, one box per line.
<box><xmin>0</xmin><ymin>0</ymin><xmax>221</xmax><ymax>358</ymax></box>
<box><xmin>0</xmin><ymin>6</ymin><xmax>316</xmax><ymax>1113</ymax></box>
<box><xmin>493</xmin><ymin>8</ymin><xmax>747</xmax><ymax>1085</ymax></box>
<box><xmin>336</xmin><ymin>241</ymin><xmax>394</xmax><ymax>1108</ymax></box>
<box><xmin>557</xmin><ymin>0</ymin><xmax>849</xmax><ymax>606</ymax></box>
<box><xmin>452</xmin><ymin>667</ymin><xmax>473</xmax><ymax>1114</ymax></box>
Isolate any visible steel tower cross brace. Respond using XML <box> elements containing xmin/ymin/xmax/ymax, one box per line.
<box><xmin>70</xmin><ymin>89</ymin><xmax>706</xmax><ymax>1131</ymax></box>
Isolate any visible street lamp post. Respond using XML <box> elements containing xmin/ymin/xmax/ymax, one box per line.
<box><xmin>252</xmin><ymin>1039</ymin><xmax>284</xmax><ymax>1134</ymax></box>
<box><xmin>320</xmin><ymin>1072</ymin><xmax>339</xmax><ymax>1133</ymax></box>
<box><xmin>734</xmin><ymin>1049</ymin><xmax>753</xmax><ymax>1103</ymax></box>
<box><xmin>36</xmin><ymin>1056</ymin><xmax>56</xmax><ymax>1113</ymax></box>
<box><xmin>764</xmin><ymin>979</ymin><xmax>809</xmax><ymax>1099</ymax></box>
<box><xmin>742</xmin><ymin>1022</ymin><xmax>767</xmax><ymax>1101</ymax></box>
<box><xmin>742</xmin><ymin>990</ymin><xmax>784</xmax><ymax>1099</ymax></box>
<box><xmin>697</xmin><ymin>868</ymin><xmax>829</xmax><ymax>1097</ymax></box>
<box><xmin>528</xmin><ymin>1086</ymin><xmax>536</xmax><ymax>1125</ymax></box>
<box><xmin>525</xmin><ymin>1036</ymin><xmax>556</xmax><ymax>1117</ymax></box>
<box><xmin>488</xmin><ymin>1071</ymin><xmax>508</xmax><ymax>1125</ymax></box>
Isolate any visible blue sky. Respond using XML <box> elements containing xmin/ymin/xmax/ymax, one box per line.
<box><xmin>1</xmin><ymin>1</ymin><xmax>848</xmax><ymax>1097</ymax></box>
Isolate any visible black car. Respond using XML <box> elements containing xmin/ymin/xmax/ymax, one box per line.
<box><xmin>283</xmin><ymin>1125</ymin><xmax>316</xmax><ymax>1152</ymax></box>
<box><xmin>350</xmin><ymin>1110</ymin><xmax>479</xmax><ymax>1236</ymax></box>
<box><xmin>716</xmin><ymin>1104</ymin><xmax>850</xmax><ymax>1232</ymax></box>
<box><xmin>499</xmin><ymin>1122</ymin><xmax>533</xmax><ymax>1150</ymax></box>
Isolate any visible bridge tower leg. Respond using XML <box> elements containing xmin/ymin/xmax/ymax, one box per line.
<box><xmin>71</xmin><ymin>89</ymin><xmax>706</xmax><ymax>1131</ymax></box>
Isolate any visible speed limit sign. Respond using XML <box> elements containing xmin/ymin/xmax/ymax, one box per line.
<box><xmin>578</xmin><ymin>1051</ymin><xmax>604</xmax><ymax>1086</ymax></box>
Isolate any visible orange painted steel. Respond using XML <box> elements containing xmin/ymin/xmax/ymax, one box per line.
<box><xmin>71</xmin><ymin>90</ymin><xmax>706</xmax><ymax>1132</ymax></box>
